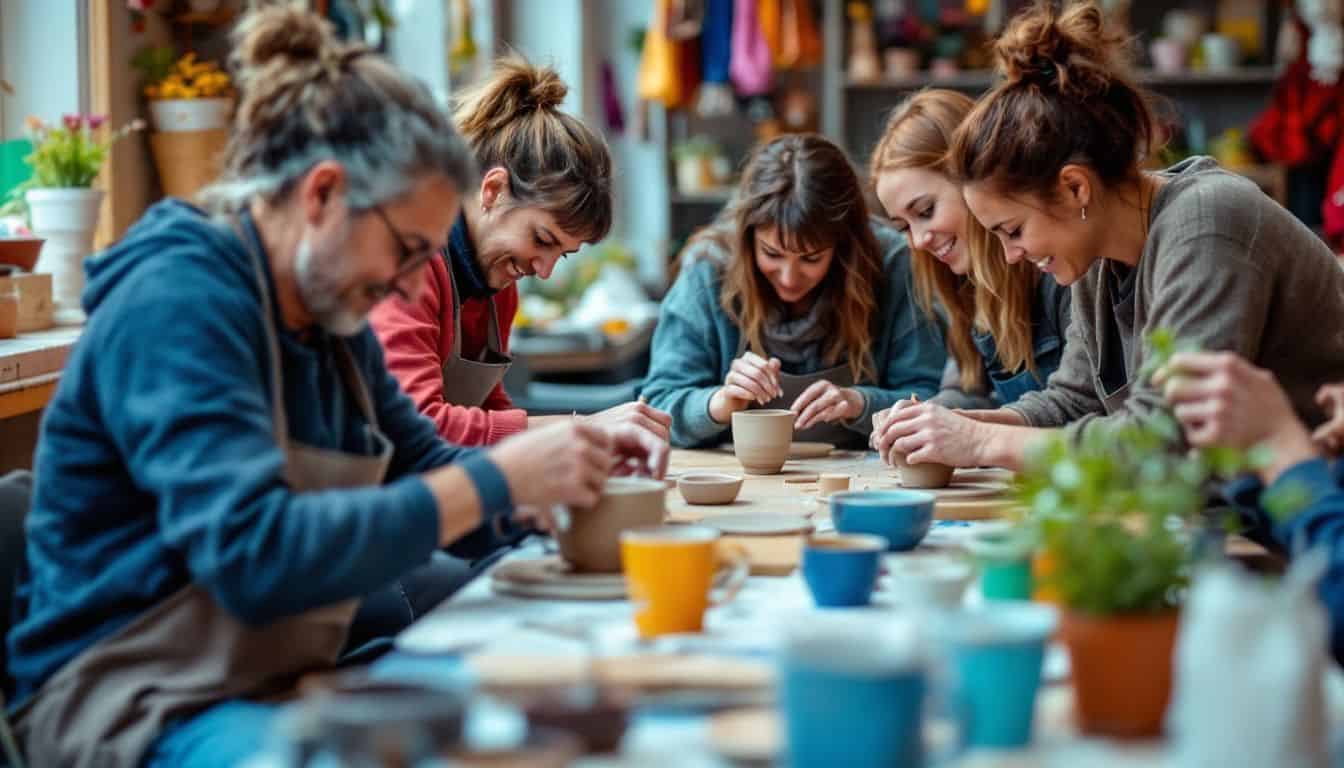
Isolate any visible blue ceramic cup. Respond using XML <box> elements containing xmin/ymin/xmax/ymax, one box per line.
<box><xmin>830</xmin><ymin>490</ymin><xmax>936</xmax><ymax>551</ymax></box>
<box><xmin>801</xmin><ymin>534</ymin><xmax>888</xmax><ymax>608</ymax></box>
<box><xmin>939</xmin><ymin>601</ymin><xmax>1057</xmax><ymax>750</ymax></box>
<box><xmin>780</xmin><ymin>614</ymin><xmax>927</xmax><ymax>767</ymax></box>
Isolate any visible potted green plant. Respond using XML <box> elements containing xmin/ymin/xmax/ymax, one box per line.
<box><xmin>1016</xmin><ymin>418</ymin><xmax>1200</xmax><ymax>738</ymax></box>
<box><xmin>2</xmin><ymin>114</ymin><xmax>143</xmax><ymax>323</ymax></box>
<box><xmin>1015</xmin><ymin>330</ymin><xmax>1292</xmax><ymax>739</ymax></box>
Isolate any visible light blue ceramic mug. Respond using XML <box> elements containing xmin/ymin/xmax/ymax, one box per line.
<box><xmin>937</xmin><ymin>601</ymin><xmax>1058</xmax><ymax>750</ymax></box>
<box><xmin>779</xmin><ymin>613</ymin><xmax>931</xmax><ymax>767</ymax></box>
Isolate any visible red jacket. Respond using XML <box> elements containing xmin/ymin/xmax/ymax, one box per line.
<box><xmin>369</xmin><ymin>255</ymin><xmax>526</xmax><ymax>446</ymax></box>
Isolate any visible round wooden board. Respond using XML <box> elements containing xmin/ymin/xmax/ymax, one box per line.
<box><xmin>701</xmin><ymin>513</ymin><xmax>814</xmax><ymax>536</ymax></box>
<box><xmin>467</xmin><ymin>653</ymin><xmax>773</xmax><ymax>693</ymax></box>
<box><xmin>878</xmin><ymin>480</ymin><xmax>1008</xmax><ymax>500</ymax></box>
<box><xmin>490</xmin><ymin>556</ymin><xmax>627</xmax><ymax>601</ymax></box>
<box><xmin>934</xmin><ymin>498</ymin><xmax>1021</xmax><ymax>521</ymax></box>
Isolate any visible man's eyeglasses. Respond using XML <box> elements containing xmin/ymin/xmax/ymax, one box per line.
<box><xmin>366</xmin><ymin>205</ymin><xmax>438</xmax><ymax>302</ymax></box>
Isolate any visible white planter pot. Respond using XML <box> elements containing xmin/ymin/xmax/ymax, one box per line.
<box><xmin>27</xmin><ymin>187</ymin><xmax>103</xmax><ymax>324</ymax></box>
<box><xmin>150</xmin><ymin>98</ymin><xmax>233</xmax><ymax>133</ymax></box>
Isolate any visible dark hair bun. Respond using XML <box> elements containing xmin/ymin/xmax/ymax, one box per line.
<box><xmin>996</xmin><ymin>0</ymin><xmax>1131</xmax><ymax>101</ymax></box>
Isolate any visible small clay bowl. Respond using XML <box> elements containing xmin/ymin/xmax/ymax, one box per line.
<box><xmin>677</xmin><ymin>472</ymin><xmax>744</xmax><ymax>505</ymax></box>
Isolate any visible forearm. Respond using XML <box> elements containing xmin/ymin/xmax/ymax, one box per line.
<box><xmin>423</xmin><ymin>452</ymin><xmax>513</xmax><ymax>546</ymax></box>
<box><xmin>962</xmin><ymin>408</ymin><xmax>1028</xmax><ymax>426</ymax></box>
<box><xmin>975</xmin><ymin>422</ymin><xmax>1056</xmax><ymax>471</ymax></box>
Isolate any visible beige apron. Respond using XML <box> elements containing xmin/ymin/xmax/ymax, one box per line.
<box><xmin>441</xmin><ymin>262</ymin><xmax>512</xmax><ymax>408</ymax></box>
<box><xmin>14</xmin><ymin>216</ymin><xmax>394</xmax><ymax>768</ymax></box>
<box><xmin>737</xmin><ymin>336</ymin><xmax>859</xmax><ymax>446</ymax></box>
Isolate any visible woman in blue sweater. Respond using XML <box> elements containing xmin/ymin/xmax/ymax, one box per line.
<box><xmin>643</xmin><ymin>134</ymin><xmax>946</xmax><ymax>449</ymax></box>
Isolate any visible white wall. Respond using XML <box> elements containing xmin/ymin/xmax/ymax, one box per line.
<box><xmin>595</xmin><ymin>0</ymin><xmax>670</xmax><ymax>287</ymax></box>
<box><xmin>507</xmin><ymin>0</ymin><xmax>670</xmax><ymax>286</ymax></box>
<box><xmin>0</xmin><ymin>0</ymin><xmax>84</xmax><ymax>140</ymax></box>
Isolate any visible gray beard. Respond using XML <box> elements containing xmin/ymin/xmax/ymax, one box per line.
<box><xmin>294</xmin><ymin>237</ymin><xmax>366</xmax><ymax>337</ymax></box>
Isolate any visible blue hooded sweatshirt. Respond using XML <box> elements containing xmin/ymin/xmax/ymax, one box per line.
<box><xmin>8</xmin><ymin>200</ymin><xmax>513</xmax><ymax>705</ymax></box>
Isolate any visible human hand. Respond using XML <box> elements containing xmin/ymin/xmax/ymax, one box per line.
<box><xmin>872</xmin><ymin>401</ymin><xmax>987</xmax><ymax>468</ymax></box>
<box><xmin>587</xmin><ymin>400</ymin><xmax>672</xmax><ymax>443</ymax></box>
<box><xmin>791</xmin><ymin>381</ymin><xmax>863</xmax><ymax>430</ymax></box>
<box><xmin>490</xmin><ymin>421</ymin><xmax>615</xmax><ymax>508</ymax></box>
<box><xmin>709</xmin><ymin>351</ymin><xmax>783</xmax><ymax>423</ymax></box>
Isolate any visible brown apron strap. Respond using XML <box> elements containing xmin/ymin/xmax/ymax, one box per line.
<box><xmin>447</xmin><ymin>259</ymin><xmax>506</xmax><ymax>361</ymax></box>
<box><xmin>230</xmin><ymin>213</ymin><xmax>291</xmax><ymax>448</ymax></box>
<box><xmin>332</xmin><ymin>341</ymin><xmax>381</xmax><ymax>432</ymax></box>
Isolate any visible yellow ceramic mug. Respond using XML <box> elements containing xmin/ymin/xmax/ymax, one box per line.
<box><xmin>620</xmin><ymin>525</ymin><xmax>750</xmax><ymax>638</ymax></box>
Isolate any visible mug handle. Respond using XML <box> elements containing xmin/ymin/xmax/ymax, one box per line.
<box><xmin>709</xmin><ymin>542</ymin><xmax>750</xmax><ymax>607</ymax></box>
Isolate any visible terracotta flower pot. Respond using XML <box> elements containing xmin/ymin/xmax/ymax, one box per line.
<box><xmin>1061</xmin><ymin>609</ymin><xmax>1180</xmax><ymax>739</ymax></box>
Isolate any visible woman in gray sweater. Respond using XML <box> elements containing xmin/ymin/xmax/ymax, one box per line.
<box><xmin>873</xmin><ymin>0</ymin><xmax>1344</xmax><ymax>471</ymax></box>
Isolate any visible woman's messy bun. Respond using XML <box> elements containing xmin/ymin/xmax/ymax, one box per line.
<box><xmin>454</xmin><ymin>57</ymin><xmax>569</xmax><ymax>139</ymax></box>
<box><xmin>995</xmin><ymin>0</ymin><xmax>1132</xmax><ymax>102</ymax></box>
<box><xmin>950</xmin><ymin>0</ymin><xmax>1162</xmax><ymax>199</ymax></box>
<box><xmin>452</xmin><ymin>56</ymin><xmax>613</xmax><ymax>244</ymax></box>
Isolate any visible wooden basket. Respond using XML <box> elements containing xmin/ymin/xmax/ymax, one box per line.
<box><xmin>149</xmin><ymin>129</ymin><xmax>229</xmax><ymax>199</ymax></box>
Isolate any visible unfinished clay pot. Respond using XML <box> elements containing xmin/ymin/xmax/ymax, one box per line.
<box><xmin>555</xmin><ymin>477</ymin><xmax>666</xmax><ymax>573</ymax></box>
<box><xmin>888</xmin><ymin>448</ymin><xmax>954</xmax><ymax>489</ymax></box>
<box><xmin>731</xmin><ymin>410</ymin><xmax>794</xmax><ymax>475</ymax></box>
<box><xmin>677</xmin><ymin>472</ymin><xmax>744</xmax><ymax>505</ymax></box>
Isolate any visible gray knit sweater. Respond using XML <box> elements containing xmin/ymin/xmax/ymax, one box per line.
<box><xmin>1007</xmin><ymin>156</ymin><xmax>1344</xmax><ymax>440</ymax></box>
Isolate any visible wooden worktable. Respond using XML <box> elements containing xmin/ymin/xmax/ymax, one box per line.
<box><xmin>663</xmin><ymin>448</ymin><xmax>1269</xmax><ymax>574</ymax></box>
<box><xmin>0</xmin><ymin>325</ymin><xmax>81</xmax><ymax>419</ymax></box>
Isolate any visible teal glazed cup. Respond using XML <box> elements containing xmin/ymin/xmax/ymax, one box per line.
<box><xmin>966</xmin><ymin>525</ymin><xmax>1035</xmax><ymax>601</ymax></box>
<box><xmin>939</xmin><ymin>601</ymin><xmax>1058</xmax><ymax>750</ymax></box>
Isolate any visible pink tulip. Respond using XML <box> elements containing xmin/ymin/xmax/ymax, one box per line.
<box><xmin>62</xmin><ymin>114</ymin><xmax>82</xmax><ymax>132</ymax></box>
<box><xmin>87</xmin><ymin>114</ymin><xmax>107</xmax><ymax>130</ymax></box>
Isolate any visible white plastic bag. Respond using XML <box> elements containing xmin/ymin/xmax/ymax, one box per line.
<box><xmin>1168</xmin><ymin>552</ymin><xmax>1331</xmax><ymax>768</ymax></box>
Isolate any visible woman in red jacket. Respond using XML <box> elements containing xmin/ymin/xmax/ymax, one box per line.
<box><xmin>370</xmin><ymin>56</ymin><xmax>669</xmax><ymax>446</ymax></box>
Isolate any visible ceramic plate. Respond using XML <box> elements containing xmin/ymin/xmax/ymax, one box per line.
<box><xmin>490</xmin><ymin>557</ymin><xmax>627</xmax><ymax>601</ymax></box>
<box><xmin>701</xmin><ymin>513</ymin><xmax>814</xmax><ymax>536</ymax></box>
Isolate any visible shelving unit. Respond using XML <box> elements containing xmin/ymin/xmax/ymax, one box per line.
<box><xmin>654</xmin><ymin>1</ymin><xmax>1289</xmax><ymax>265</ymax></box>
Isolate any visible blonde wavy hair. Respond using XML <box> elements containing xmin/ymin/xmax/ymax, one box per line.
<box><xmin>869</xmin><ymin>89</ymin><xmax>1040</xmax><ymax>391</ymax></box>
<box><xmin>686</xmin><ymin>134</ymin><xmax>883</xmax><ymax>384</ymax></box>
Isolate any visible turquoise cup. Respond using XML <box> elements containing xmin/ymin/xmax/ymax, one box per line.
<box><xmin>938</xmin><ymin>601</ymin><xmax>1057</xmax><ymax>750</ymax></box>
<box><xmin>966</xmin><ymin>526</ymin><xmax>1035</xmax><ymax>601</ymax></box>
